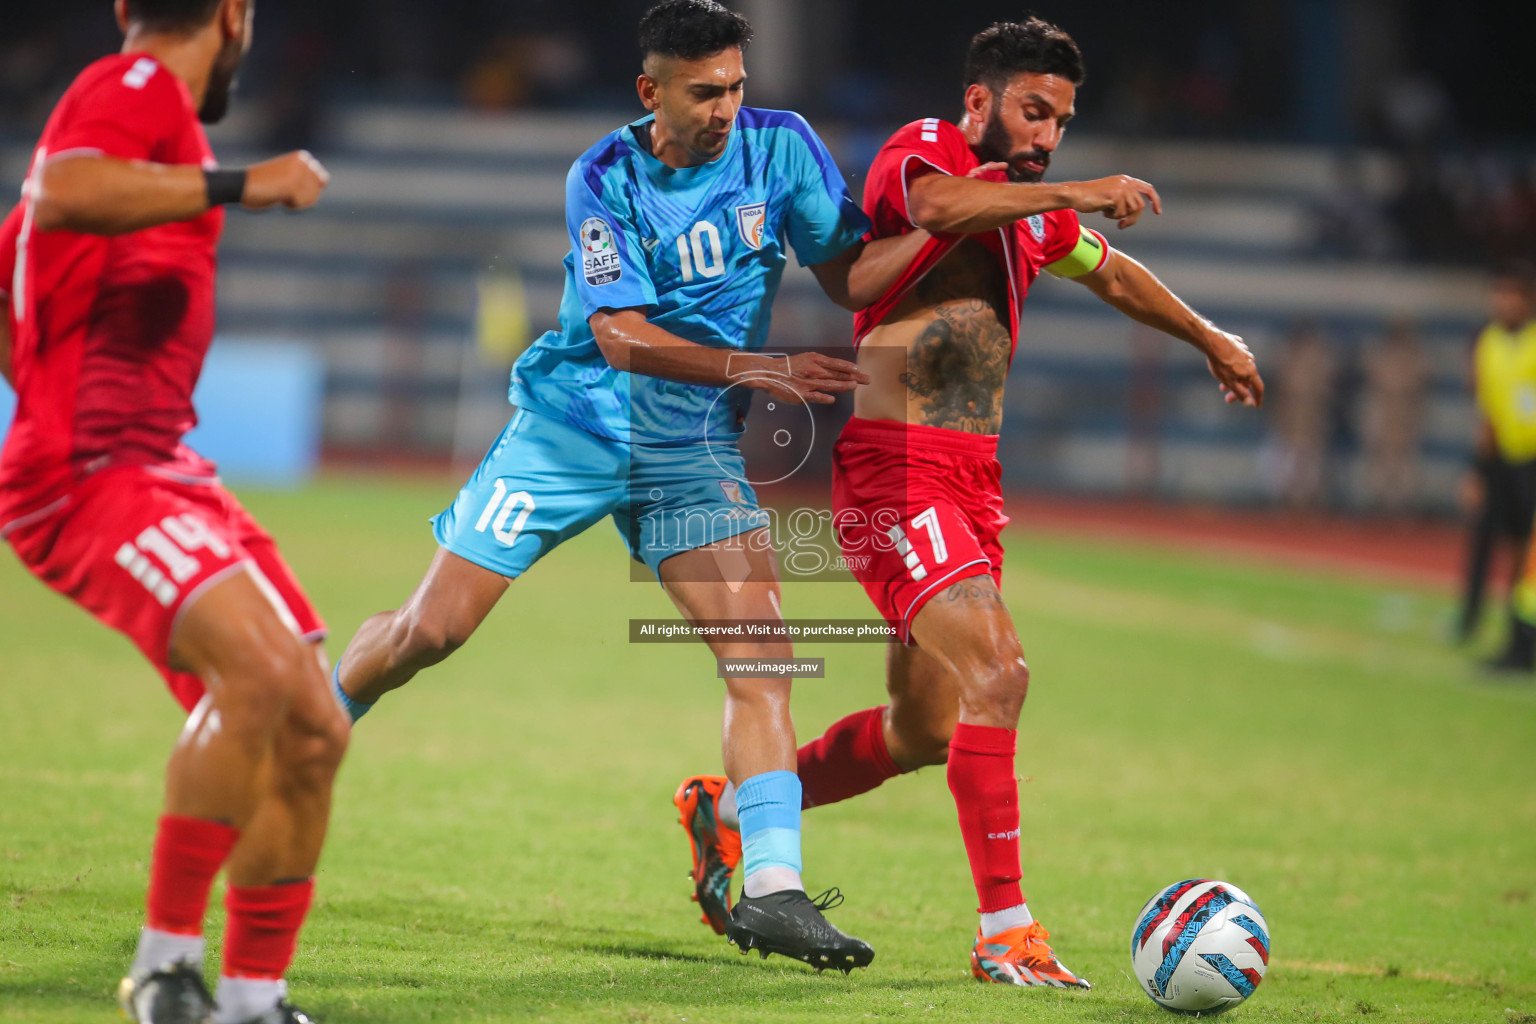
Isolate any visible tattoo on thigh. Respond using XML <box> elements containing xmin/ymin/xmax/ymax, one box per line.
<box><xmin>936</xmin><ymin>579</ymin><xmax>1003</xmax><ymax>605</ymax></box>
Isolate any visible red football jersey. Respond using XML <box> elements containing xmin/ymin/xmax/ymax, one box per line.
<box><xmin>0</xmin><ymin>53</ymin><xmax>224</xmax><ymax>528</ymax></box>
<box><xmin>852</xmin><ymin>118</ymin><xmax>1084</xmax><ymax>355</ymax></box>
<box><xmin>1</xmin><ymin>204</ymin><xmax>16</xmax><ymax>394</ymax></box>
<box><xmin>0</xmin><ymin>204</ymin><xmax>18</xmax><ymax>322</ymax></box>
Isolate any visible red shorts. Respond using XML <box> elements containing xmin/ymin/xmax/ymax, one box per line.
<box><xmin>2</xmin><ymin>466</ymin><xmax>326</xmax><ymax>712</ymax></box>
<box><xmin>832</xmin><ymin>417</ymin><xmax>1008</xmax><ymax>643</ymax></box>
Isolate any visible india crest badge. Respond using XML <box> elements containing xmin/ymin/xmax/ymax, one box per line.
<box><xmin>736</xmin><ymin>202</ymin><xmax>768</xmax><ymax>250</ymax></box>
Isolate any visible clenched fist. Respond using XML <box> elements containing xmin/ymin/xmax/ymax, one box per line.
<box><xmin>242</xmin><ymin>150</ymin><xmax>330</xmax><ymax>212</ymax></box>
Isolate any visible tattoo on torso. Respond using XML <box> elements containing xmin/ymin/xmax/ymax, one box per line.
<box><xmin>898</xmin><ymin>239</ymin><xmax>1011</xmax><ymax>433</ymax></box>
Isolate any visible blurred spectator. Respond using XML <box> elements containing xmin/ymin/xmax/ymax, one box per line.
<box><xmin>1265</xmin><ymin>324</ymin><xmax>1339</xmax><ymax>510</ymax></box>
<box><xmin>1390</xmin><ymin>160</ymin><xmax>1469</xmax><ymax>264</ymax></box>
<box><xmin>1458</xmin><ymin>265</ymin><xmax>1536</xmax><ymax>655</ymax></box>
<box><xmin>1378</xmin><ymin>73</ymin><xmax>1453</xmax><ymax>150</ymax></box>
<box><xmin>1174</xmin><ymin>26</ymin><xmax>1240</xmax><ymax>135</ymax></box>
<box><xmin>1125</xmin><ymin>327</ymin><xmax>1168</xmax><ymax>496</ymax></box>
<box><xmin>1479</xmin><ymin>162</ymin><xmax>1536</xmax><ymax>266</ymax></box>
<box><xmin>1381</xmin><ymin>145</ymin><xmax>1536</xmax><ymax>269</ymax></box>
<box><xmin>1308</xmin><ymin>152</ymin><xmax>1397</xmax><ymax>261</ymax></box>
<box><xmin>462</xmin><ymin>36</ymin><xmax>532</xmax><ymax>110</ymax></box>
<box><xmin>1103</xmin><ymin>62</ymin><xmax>1170</xmax><ymax>137</ymax></box>
<box><xmin>260</xmin><ymin>28</ymin><xmax>329</xmax><ymax>151</ymax></box>
<box><xmin>1358</xmin><ymin>318</ymin><xmax>1430</xmax><ymax>514</ymax></box>
<box><xmin>1303</xmin><ymin>144</ymin><xmax>1536</xmax><ymax>269</ymax></box>
<box><xmin>462</xmin><ymin>33</ymin><xmax>591</xmax><ymax>112</ymax></box>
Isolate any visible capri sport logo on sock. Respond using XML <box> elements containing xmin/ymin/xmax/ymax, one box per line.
<box><xmin>988</xmin><ymin>829</ymin><xmax>1021</xmax><ymax>840</ymax></box>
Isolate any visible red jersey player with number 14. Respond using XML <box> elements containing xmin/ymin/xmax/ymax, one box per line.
<box><xmin>675</xmin><ymin>17</ymin><xmax>1264</xmax><ymax>989</ymax></box>
<box><xmin>1</xmin><ymin>1</ymin><xmax>337</xmax><ymax>1022</ymax></box>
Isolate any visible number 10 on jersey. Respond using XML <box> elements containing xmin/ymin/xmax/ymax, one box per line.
<box><xmin>475</xmin><ymin>480</ymin><xmax>535</xmax><ymax>546</ymax></box>
<box><xmin>676</xmin><ymin>221</ymin><xmax>725</xmax><ymax>282</ymax></box>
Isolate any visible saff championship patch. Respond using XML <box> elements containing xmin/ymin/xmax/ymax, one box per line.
<box><xmin>580</xmin><ymin>217</ymin><xmax>623</xmax><ymax>286</ymax></box>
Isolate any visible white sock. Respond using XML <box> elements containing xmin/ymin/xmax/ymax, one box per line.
<box><xmin>718</xmin><ymin>781</ymin><xmax>739</xmax><ymax>830</ymax></box>
<box><xmin>743</xmin><ymin>865</ymin><xmax>804</xmax><ymax>898</ymax></box>
<box><xmin>130</xmin><ymin>927</ymin><xmax>204</xmax><ymax>977</ymax></box>
<box><xmin>212</xmin><ymin>976</ymin><xmax>286</xmax><ymax>1024</ymax></box>
<box><xmin>979</xmin><ymin>902</ymin><xmax>1034</xmax><ymax>937</ymax></box>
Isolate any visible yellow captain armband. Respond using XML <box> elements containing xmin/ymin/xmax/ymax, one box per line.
<box><xmin>1042</xmin><ymin>226</ymin><xmax>1111</xmax><ymax>278</ymax></box>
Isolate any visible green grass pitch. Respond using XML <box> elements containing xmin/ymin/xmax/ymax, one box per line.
<box><xmin>2</xmin><ymin>475</ymin><xmax>1533</xmax><ymax>1023</ymax></box>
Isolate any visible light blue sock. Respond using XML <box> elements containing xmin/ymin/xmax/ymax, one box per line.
<box><xmin>735</xmin><ymin>770</ymin><xmax>804</xmax><ymax>897</ymax></box>
<box><xmin>331</xmin><ymin>660</ymin><xmax>373</xmax><ymax>723</ymax></box>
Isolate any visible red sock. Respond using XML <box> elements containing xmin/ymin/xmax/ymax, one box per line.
<box><xmin>222</xmin><ymin>879</ymin><xmax>315</xmax><ymax>980</ymax></box>
<box><xmin>145</xmin><ymin>815</ymin><xmax>240</xmax><ymax>936</ymax></box>
<box><xmin>797</xmin><ymin>705</ymin><xmax>902</xmax><ymax>808</ymax></box>
<box><xmin>947</xmin><ymin>723</ymin><xmax>1024</xmax><ymax>913</ymax></box>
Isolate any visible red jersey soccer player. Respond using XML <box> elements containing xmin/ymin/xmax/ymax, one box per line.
<box><xmin>2</xmin><ymin>1</ymin><xmax>336</xmax><ymax>1022</ymax></box>
<box><xmin>1</xmin><ymin>206</ymin><xmax>17</xmax><ymax>383</ymax></box>
<box><xmin>675</xmin><ymin>18</ymin><xmax>1263</xmax><ymax>988</ymax></box>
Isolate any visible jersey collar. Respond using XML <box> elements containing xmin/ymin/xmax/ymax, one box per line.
<box><xmin>622</xmin><ymin>113</ymin><xmax>740</xmax><ymax>187</ymax></box>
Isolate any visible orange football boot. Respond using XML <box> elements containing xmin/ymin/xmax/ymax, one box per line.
<box><xmin>673</xmin><ymin>775</ymin><xmax>742</xmax><ymax>935</ymax></box>
<box><xmin>971</xmin><ymin>921</ymin><xmax>1092</xmax><ymax>989</ymax></box>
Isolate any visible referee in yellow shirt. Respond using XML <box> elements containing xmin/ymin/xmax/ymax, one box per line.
<box><xmin>1463</xmin><ymin>264</ymin><xmax>1536</xmax><ymax>670</ymax></box>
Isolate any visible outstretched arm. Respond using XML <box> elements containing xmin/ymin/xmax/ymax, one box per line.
<box><xmin>908</xmin><ymin>170</ymin><xmax>1162</xmax><ymax>236</ymax></box>
<box><xmin>1076</xmin><ymin>249</ymin><xmax>1264</xmax><ymax>407</ymax></box>
<box><xmin>809</xmin><ymin>229</ymin><xmax>934</xmax><ymax>311</ymax></box>
<box><xmin>590</xmin><ymin>308</ymin><xmax>869</xmax><ymax>406</ymax></box>
<box><xmin>33</xmin><ymin>151</ymin><xmax>329</xmax><ymax>236</ymax></box>
<box><xmin>811</xmin><ymin>163</ymin><xmax>1055</xmax><ymax>310</ymax></box>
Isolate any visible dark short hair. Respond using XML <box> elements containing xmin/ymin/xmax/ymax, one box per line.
<box><xmin>964</xmin><ymin>17</ymin><xmax>1085</xmax><ymax>94</ymax></box>
<box><xmin>639</xmin><ymin>0</ymin><xmax>753</xmax><ymax>63</ymax></box>
<box><xmin>125</xmin><ymin>0</ymin><xmax>226</xmax><ymax>32</ymax></box>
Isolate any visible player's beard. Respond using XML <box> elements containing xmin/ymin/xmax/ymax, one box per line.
<box><xmin>977</xmin><ymin>116</ymin><xmax>1051</xmax><ymax>183</ymax></box>
<box><xmin>199</xmin><ymin>38</ymin><xmax>244</xmax><ymax>124</ymax></box>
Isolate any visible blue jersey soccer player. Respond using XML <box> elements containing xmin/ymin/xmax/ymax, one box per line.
<box><xmin>330</xmin><ymin>0</ymin><xmax>926</xmax><ymax>970</ymax></box>
<box><xmin>674</xmin><ymin>16</ymin><xmax>1265</xmax><ymax>990</ymax></box>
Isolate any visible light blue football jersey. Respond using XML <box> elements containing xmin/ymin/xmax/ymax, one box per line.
<box><xmin>509</xmin><ymin>107</ymin><xmax>872</xmax><ymax>444</ymax></box>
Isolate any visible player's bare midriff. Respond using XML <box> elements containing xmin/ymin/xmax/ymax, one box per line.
<box><xmin>854</xmin><ymin>237</ymin><xmax>1011</xmax><ymax>434</ymax></box>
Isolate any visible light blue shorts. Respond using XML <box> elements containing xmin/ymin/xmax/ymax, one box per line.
<box><xmin>432</xmin><ymin>408</ymin><xmax>769</xmax><ymax>579</ymax></box>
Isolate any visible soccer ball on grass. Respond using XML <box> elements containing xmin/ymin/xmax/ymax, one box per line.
<box><xmin>1130</xmin><ymin>879</ymin><xmax>1270</xmax><ymax>1015</ymax></box>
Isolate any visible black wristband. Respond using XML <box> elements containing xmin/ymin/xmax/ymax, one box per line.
<box><xmin>204</xmin><ymin>168</ymin><xmax>247</xmax><ymax>207</ymax></box>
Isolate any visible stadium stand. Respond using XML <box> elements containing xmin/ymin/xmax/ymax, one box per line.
<box><xmin>0</xmin><ymin>105</ymin><xmax>1488</xmax><ymax>508</ymax></box>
